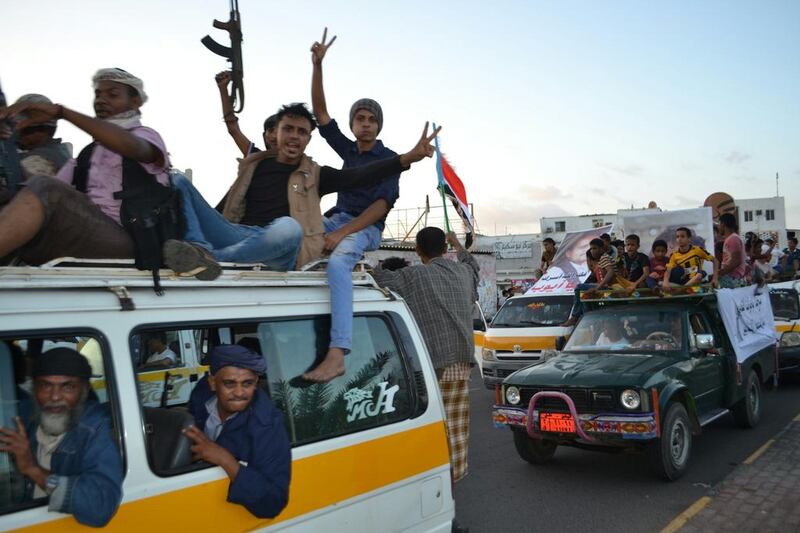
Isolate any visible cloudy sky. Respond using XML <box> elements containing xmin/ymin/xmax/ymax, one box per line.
<box><xmin>3</xmin><ymin>0</ymin><xmax>798</xmax><ymax>235</ymax></box>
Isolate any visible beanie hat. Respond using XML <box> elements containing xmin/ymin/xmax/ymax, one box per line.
<box><xmin>349</xmin><ymin>98</ymin><xmax>383</xmax><ymax>134</ymax></box>
<box><xmin>33</xmin><ymin>348</ymin><xmax>92</xmax><ymax>379</ymax></box>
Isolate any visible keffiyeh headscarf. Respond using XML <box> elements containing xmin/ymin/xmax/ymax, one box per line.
<box><xmin>92</xmin><ymin>68</ymin><xmax>148</xmax><ymax>103</ymax></box>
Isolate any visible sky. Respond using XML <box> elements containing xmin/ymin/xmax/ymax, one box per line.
<box><xmin>3</xmin><ymin>0</ymin><xmax>799</xmax><ymax>236</ymax></box>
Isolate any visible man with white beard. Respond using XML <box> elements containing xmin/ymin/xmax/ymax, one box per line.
<box><xmin>0</xmin><ymin>348</ymin><xmax>122</xmax><ymax>527</ymax></box>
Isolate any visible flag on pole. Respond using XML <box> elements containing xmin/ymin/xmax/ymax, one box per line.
<box><xmin>432</xmin><ymin>124</ymin><xmax>476</xmax><ymax>246</ymax></box>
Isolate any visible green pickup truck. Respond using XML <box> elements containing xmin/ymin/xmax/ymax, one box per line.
<box><xmin>492</xmin><ymin>289</ymin><xmax>778</xmax><ymax>480</ymax></box>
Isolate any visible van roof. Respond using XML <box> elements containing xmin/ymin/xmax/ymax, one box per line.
<box><xmin>0</xmin><ymin>258</ymin><xmax>384</xmax><ymax>291</ymax></box>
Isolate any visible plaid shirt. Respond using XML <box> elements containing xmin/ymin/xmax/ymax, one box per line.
<box><xmin>373</xmin><ymin>250</ymin><xmax>480</xmax><ymax>370</ymax></box>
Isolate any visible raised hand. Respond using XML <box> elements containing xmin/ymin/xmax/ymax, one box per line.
<box><xmin>0</xmin><ymin>102</ymin><xmax>60</xmax><ymax>131</ymax></box>
<box><xmin>310</xmin><ymin>27</ymin><xmax>337</xmax><ymax>65</ymax></box>
<box><xmin>400</xmin><ymin>122</ymin><xmax>442</xmax><ymax>167</ymax></box>
<box><xmin>446</xmin><ymin>231</ymin><xmax>464</xmax><ymax>251</ymax></box>
<box><xmin>215</xmin><ymin>71</ymin><xmax>232</xmax><ymax>90</ymax></box>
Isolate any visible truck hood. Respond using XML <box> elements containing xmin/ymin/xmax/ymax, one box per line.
<box><xmin>508</xmin><ymin>351</ymin><xmax>677</xmax><ymax>388</ymax></box>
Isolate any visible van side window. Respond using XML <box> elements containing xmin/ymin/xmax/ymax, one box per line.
<box><xmin>0</xmin><ymin>334</ymin><xmax>122</xmax><ymax>517</ymax></box>
<box><xmin>261</xmin><ymin>315</ymin><xmax>413</xmax><ymax>445</ymax></box>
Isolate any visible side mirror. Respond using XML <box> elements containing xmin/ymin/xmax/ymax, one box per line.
<box><xmin>695</xmin><ymin>334</ymin><xmax>715</xmax><ymax>351</ymax></box>
<box><xmin>473</xmin><ymin>318</ymin><xmax>486</xmax><ymax>332</ymax></box>
<box><xmin>554</xmin><ymin>336</ymin><xmax>567</xmax><ymax>351</ymax></box>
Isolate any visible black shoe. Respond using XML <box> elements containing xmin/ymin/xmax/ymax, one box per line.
<box><xmin>452</xmin><ymin>519</ymin><xmax>469</xmax><ymax>533</ymax></box>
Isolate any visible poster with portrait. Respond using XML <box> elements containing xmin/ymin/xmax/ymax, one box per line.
<box><xmin>621</xmin><ymin>207</ymin><xmax>715</xmax><ymax>275</ymax></box>
<box><xmin>527</xmin><ymin>225</ymin><xmax>614</xmax><ymax>295</ymax></box>
<box><xmin>621</xmin><ymin>207</ymin><xmax>715</xmax><ymax>258</ymax></box>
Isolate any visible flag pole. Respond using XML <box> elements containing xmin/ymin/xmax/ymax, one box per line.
<box><xmin>432</xmin><ymin>121</ymin><xmax>451</xmax><ymax>233</ymax></box>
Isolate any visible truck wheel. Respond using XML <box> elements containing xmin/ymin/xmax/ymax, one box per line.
<box><xmin>648</xmin><ymin>402</ymin><xmax>692</xmax><ymax>481</ymax></box>
<box><xmin>512</xmin><ymin>429</ymin><xmax>557</xmax><ymax>464</ymax></box>
<box><xmin>732</xmin><ymin>370</ymin><xmax>762</xmax><ymax>428</ymax></box>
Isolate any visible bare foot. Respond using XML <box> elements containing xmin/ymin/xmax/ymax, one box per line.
<box><xmin>303</xmin><ymin>347</ymin><xmax>346</xmax><ymax>383</ymax></box>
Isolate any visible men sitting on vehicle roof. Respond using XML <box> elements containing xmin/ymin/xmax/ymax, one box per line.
<box><xmin>0</xmin><ymin>68</ymin><xmax>168</xmax><ymax>266</ymax></box>
<box><xmin>305</xmin><ymin>28</ymin><xmax>402</xmax><ymax>383</ymax></box>
<box><xmin>164</xmin><ymin>103</ymin><xmax>439</xmax><ymax>381</ymax></box>
<box><xmin>663</xmin><ymin>227</ymin><xmax>719</xmax><ymax>290</ymax></box>
<box><xmin>0</xmin><ymin>348</ymin><xmax>123</xmax><ymax>527</ymax></box>
<box><xmin>185</xmin><ymin>344</ymin><xmax>291</xmax><ymax>519</ymax></box>
<box><xmin>0</xmin><ymin>93</ymin><xmax>72</xmax><ymax>206</ymax></box>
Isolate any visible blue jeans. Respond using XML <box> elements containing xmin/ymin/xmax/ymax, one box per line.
<box><xmin>173</xmin><ymin>174</ymin><xmax>302</xmax><ymax>270</ymax></box>
<box><xmin>324</xmin><ymin>212</ymin><xmax>382</xmax><ymax>351</ymax></box>
<box><xmin>569</xmin><ymin>283</ymin><xmax>598</xmax><ymax>320</ymax></box>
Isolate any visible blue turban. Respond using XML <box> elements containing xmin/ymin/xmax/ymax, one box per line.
<box><xmin>209</xmin><ymin>344</ymin><xmax>266</xmax><ymax>375</ymax></box>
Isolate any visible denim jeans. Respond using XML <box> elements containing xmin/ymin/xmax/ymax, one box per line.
<box><xmin>569</xmin><ymin>283</ymin><xmax>598</xmax><ymax>319</ymax></box>
<box><xmin>324</xmin><ymin>212</ymin><xmax>383</xmax><ymax>351</ymax></box>
<box><xmin>173</xmin><ymin>174</ymin><xmax>302</xmax><ymax>271</ymax></box>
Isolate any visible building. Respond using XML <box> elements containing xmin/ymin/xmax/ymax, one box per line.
<box><xmin>539</xmin><ymin>207</ymin><xmax>661</xmax><ymax>243</ymax></box>
<box><xmin>736</xmin><ymin>196</ymin><xmax>787</xmax><ymax>248</ymax></box>
<box><xmin>472</xmin><ymin>234</ymin><xmax>541</xmax><ymax>294</ymax></box>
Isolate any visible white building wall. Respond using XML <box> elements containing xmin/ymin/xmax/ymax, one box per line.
<box><xmin>737</xmin><ymin>197</ymin><xmax>787</xmax><ymax>248</ymax></box>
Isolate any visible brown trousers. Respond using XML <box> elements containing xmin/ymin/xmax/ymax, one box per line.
<box><xmin>17</xmin><ymin>176</ymin><xmax>134</xmax><ymax>264</ymax></box>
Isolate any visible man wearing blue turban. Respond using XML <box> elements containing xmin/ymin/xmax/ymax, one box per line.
<box><xmin>185</xmin><ymin>344</ymin><xmax>291</xmax><ymax>518</ymax></box>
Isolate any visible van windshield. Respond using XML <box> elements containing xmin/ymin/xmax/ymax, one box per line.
<box><xmin>770</xmin><ymin>289</ymin><xmax>800</xmax><ymax>321</ymax></box>
<box><xmin>491</xmin><ymin>295</ymin><xmax>572</xmax><ymax>328</ymax></box>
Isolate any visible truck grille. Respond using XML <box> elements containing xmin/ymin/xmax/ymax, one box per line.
<box><xmin>519</xmin><ymin>387</ymin><xmax>616</xmax><ymax>414</ymax></box>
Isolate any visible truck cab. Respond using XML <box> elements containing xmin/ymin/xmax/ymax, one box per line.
<box><xmin>492</xmin><ymin>288</ymin><xmax>777</xmax><ymax>480</ymax></box>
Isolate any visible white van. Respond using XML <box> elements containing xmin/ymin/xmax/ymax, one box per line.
<box><xmin>480</xmin><ymin>293</ymin><xmax>574</xmax><ymax>388</ymax></box>
<box><xmin>0</xmin><ymin>261</ymin><xmax>454</xmax><ymax>532</ymax></box>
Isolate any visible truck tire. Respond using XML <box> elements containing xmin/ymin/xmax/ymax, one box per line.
<box><xmin>512</xmin><ymin>428</ymin><xmax>557</xmax><ymax>464</ymax></box>
<box><xmin>732</xmin><ymin>369</ymin><xmax>762</xmax><ymax>428</ymax></box>
<box><xmin>648</xmin><ymin>402</ymin><xmax>692</xmax><ymax>481</ymax></box>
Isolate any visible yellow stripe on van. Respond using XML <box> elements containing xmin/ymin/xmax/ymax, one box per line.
<box><xmin>775</xmin><ymin>323</ymin><xmax>797</xmax><ymax>333</ymax></box>
<box><xmin>15</xmin><ymin>421</ymin><xmax>449</xmax><ymax>532</ymax></box>
<box><xmin>483</xmin><ymin>336</ymin><xmax>556</xmax><ymax>351</ymax></box>
<box><xmin>473</xmin><ymin>332</ymin><xmax>485</xmax><ymax>347</ymax></box>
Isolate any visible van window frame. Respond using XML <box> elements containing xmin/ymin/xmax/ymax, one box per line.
<box><xmin>0</xmin><ymin>327</ymin><xmax>126</xmax><ymax>518</ymax></box>
<box><xmin>129</xmin><ymin>311</ymin><xmax>423</xmax><ymax>476</ymax></box>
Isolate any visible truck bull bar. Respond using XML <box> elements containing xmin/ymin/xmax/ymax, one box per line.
<box><xmin>526</xmin><ymin>390</ymin><xmax>597</xmax><ymax>443</ymax></box>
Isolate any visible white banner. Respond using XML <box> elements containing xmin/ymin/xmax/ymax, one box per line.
<box><xmin>716</xmin><ymin>286</ymin><xmax>778</xmax><ymax>363</ymax></box>
<box><xmin>494</xmin><ymin>238</ymin><xmax>533</xmax><ymax>259</ymax></box>
<box><xmin>527</xmin><ymin>225</ymin><xmax>613</xmax><ymax>295</ymax></box>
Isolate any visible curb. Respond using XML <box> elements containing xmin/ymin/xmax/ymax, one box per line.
<box><xmin>659</xmin><ymin>413</ymin><xmax>800</xmax><ymax>533</ymax></box>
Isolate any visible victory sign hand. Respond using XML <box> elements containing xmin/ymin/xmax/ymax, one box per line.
<box><xmin>310</xmin><ymin>27</ymin><xmax>337</xmax><ymax>65</ymax></box>
<box><xmin>400</xmin><ymin>122</ymin><xmax>442</xmax><ymax>167</ymax></box>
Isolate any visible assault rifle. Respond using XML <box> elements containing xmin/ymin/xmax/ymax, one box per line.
<box><xmin>0</xmin><ymin>80</ymin><xmax>23</xmax><ymax>200</ymax></box>
<box><xmin>201</xmin><ymin>0</ymin><xmax>245</xmax><ymax>113</ymax></box>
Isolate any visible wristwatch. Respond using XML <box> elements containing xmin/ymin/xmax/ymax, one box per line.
<box><xmin>45</xmin><ymin>474</ymin><xmax>59</xmax><ymax>495</ymax></box>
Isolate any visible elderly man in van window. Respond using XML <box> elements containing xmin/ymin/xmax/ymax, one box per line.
<box><xmin>0</xmin><ymin>348</ymin><xmax>123</xmax><ymax>527</ymax></box>
<box><xmin>185</xmin><ymin>344</ymin><xmax>291</xmax><ymax>519</ymax></box>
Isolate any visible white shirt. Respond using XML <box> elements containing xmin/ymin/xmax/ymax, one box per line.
<box><xmin>33</xmin><ymin>427</ymin><xmax>66</xmax><ymax>498</ymax></box>
<box><xmin>145</xmin><ymin>347</ymin><xmax>177</xmax><ymax>365</ymax></box>
<box><xmin>596</xmin><ymin>332</ymin><xmax>630</xmax><ymax>348</ymax></box>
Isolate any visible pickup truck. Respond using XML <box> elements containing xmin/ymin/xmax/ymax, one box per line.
<box><xmin>492</xmin><ymin>288</ymin><xmax>777</xmax><ymax>480</ymax></box>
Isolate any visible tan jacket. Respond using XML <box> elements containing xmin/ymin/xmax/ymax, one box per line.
<box><xmin>221</xmin><ymin>151</ymin><xmax>324</xmax><ymax>268</ymax></box>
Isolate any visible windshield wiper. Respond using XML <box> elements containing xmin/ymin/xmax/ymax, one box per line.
<box><xmin>518</xmin><ymin>320</ymin><xmax>552</xmax><ymax>327</ymax></box>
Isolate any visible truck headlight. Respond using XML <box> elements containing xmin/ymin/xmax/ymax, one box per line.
<box><xmin>482</xmin><ymin>348</ymin><xmax>496</xmax><ymax>360</ymax></box>
<box><xmin>621</xmin><ymin>389</ymin><xmax>641</xmax><ymax>410</ymax></box>
<box><xmin>781</xmin><ymin>332</ymin><xmax>800</xmax><ymax>348</ymax></box>
<box><xmin>506</xmin><ymin>386</ymin><xmax>521</xmax><ymax>405</ymax></box>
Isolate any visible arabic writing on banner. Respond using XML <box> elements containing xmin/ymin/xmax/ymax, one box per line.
<box><xmin>527</xmin><ymin>225</ymin><xmax>614</xmax><ymax>295</ymax></box>
<box><xmin>494</xmin><ymin>238</ymin><xmax>533</xmax><ymax>259</ymax></box>
<box><xmin>716</xmin><ymin>286</ymin><xmax>778</xmax><ymax>363</ymax></box>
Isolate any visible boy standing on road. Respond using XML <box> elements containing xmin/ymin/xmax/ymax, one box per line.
<box><xmin>305</xmin><ymin>28</ymin><xmax>401</xmax><ymax>383</ymax></box>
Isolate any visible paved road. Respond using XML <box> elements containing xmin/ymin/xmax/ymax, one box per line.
<box><xmin>454</xmin><ymin>373</ymin><xmax>800</xmax><ymax>533</ymax></box>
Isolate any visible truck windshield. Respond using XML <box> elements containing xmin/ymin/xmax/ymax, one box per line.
<box><xmin>564</xmin><ymin>310</ymin><xmax>684</xmax><ymax>352</ymax></box>
<box><xmin>491</xmin><ymin>295</ymin><xmax>572</xmax><ymax>328</ymax></box>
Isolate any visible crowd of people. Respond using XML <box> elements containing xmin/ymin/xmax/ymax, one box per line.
<box><xmin>528</xmin><ymin>217</ymin><xmax>799</xmax><ymax>326</ymax></box>
<box><xmin>0</xmin><ymin>28</ymin><xmax>480</xmax><ymax>532</ymax></box>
